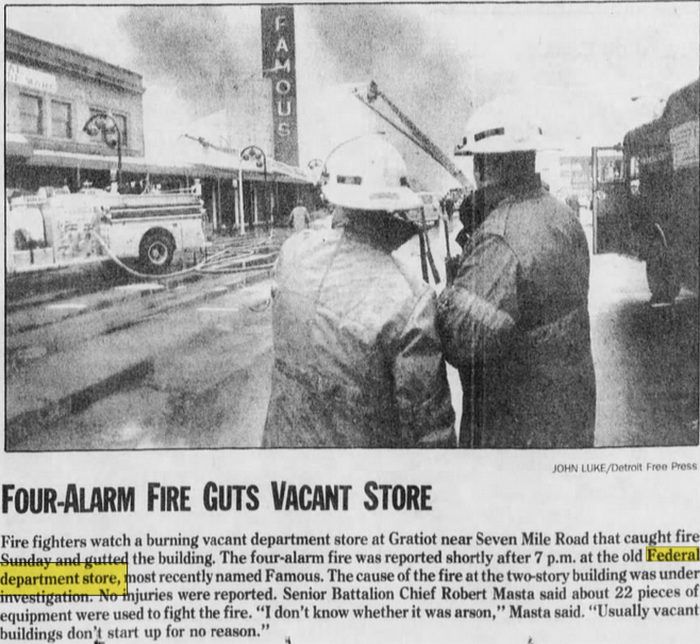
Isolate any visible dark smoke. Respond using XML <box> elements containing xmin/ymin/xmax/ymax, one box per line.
<box><xmin>308</xmin><ymin>5</ymin><xmax>513</xmax><ymax>188</ymax></box>
<box><xmin>119</xmin><ymin>5</ymin><xmax>513</xmax><ymax>185</ymax></box>
<box><xmin>119</xmin><ymin>6</ymin><xmax>257</xmax><ymax>117</ymax></box>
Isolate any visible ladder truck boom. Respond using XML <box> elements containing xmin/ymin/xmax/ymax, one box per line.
<box><xmin>353</xmin><ymin>80</ymin><xmax>472</xmax><ymax>190</ymax></box>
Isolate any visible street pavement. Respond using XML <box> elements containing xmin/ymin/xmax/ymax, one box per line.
<box><xmin>589</xmin><ymin>255</ymin><xmax>697</xmax><ymax>446</ymax></box>
<box><xmin>5</xmin><ymin>213</ymin><xmax>698</xmax><ymax>450</ymax></box>
<box><xmin>6</xmin><ymin>271</ymin><xmax>273</xmax><ymax>450</ymax></box>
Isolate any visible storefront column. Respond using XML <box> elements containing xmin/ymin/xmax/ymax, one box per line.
<box><xmin>211</xmin><ymin>182</ymin><xmax>218</xmax><ymax>231</ymax></box>
<box><xmin>253</xmin><ymin>185</ymin><xmax>259</xmax><ymax>226</ymax></box>
<box><xmin>234</xmin><ymin>178</ymin><xmax>241</xmax><ymax>232</ymax></box>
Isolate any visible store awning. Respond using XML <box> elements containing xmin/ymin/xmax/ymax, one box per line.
<box><xmin>174</xmin><ymin>135</ymin><xmax>313</xmax><ymax>185</ymax></box>
<box><xmin>26</xmin><ymin>149</ymin><xmax>196</xmax><ymax>176</ymax></box>
<box><xmin>190</xmin><ymin>159</ymin><xmax>312</xmax><ymax>185</ymax></box>
<box><xmin>22</xmin><ymin>146</ymin><xmax>312</xmax><ymax>185</ymax></box>
<box><xmin>6</xmin><ymin>133</ymin><xmax>33</xmax><ymax>159</ymax></box>
<box><xmin>267</xmin><ymin>159</ymin><xmax>313</xmax><ymax>185</ymax></box>
<box><xmin>267</xmin><ymin>171</ymin><xmax>312</xmax><ymax>185</ymax></box>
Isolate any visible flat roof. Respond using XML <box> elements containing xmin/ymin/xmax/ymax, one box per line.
<box><xmin>5</xmin><ymin>28</ymin><xmax>144</xmax><ymax>94</ymax></box>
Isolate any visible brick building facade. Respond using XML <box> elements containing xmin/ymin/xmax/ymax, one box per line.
<box><xmin>5</xmin><ymin>28</ymin><xmax>313</xmax><ymax>231</ymax></box>
<box><xmin>5</xmin><ymin>28</ymin><xmax>146</xmax><ymax>192</ymax></box>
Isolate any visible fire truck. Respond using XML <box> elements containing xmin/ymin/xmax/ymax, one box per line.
<box><xmin>97</xmin><ymin>191</ymin><xmax>207</xmax><ymax>273</ymax></box>
<box><xmin>592</xmin><ymin>79</ymin><xmax>699</xmax><ymax>302</ymax></box>
<box><xmin>7</xmin><ymin>189</ymin><xmax>207</xmax><ymax>275</ymax></box>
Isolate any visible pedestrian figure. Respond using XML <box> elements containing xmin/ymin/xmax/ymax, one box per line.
<box><xmin>263</xmin><ymin>134</ymin><xmax>455</xmax><ymax>448</ymax></box>
<box><xmin>287</xmin><ymin>199</ymin><xmax>310</xmax><ymax>231</ymax></box>
<box><xmin>443</xmin><ymin>193</ymin><xmax>455</xmax><ymax>222</ymax></box>
<box><xmin>439</xmin><ymin>100</ymin><xmax>596</xmax><ymax>448</ymax></box>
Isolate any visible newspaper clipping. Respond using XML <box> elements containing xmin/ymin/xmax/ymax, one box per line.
<box><xmin>3</xmin><ymin>2</ymin><xmax>699</xmax><ymax>643</ymax></box>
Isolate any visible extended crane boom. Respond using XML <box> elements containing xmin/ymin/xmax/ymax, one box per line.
<box><xmin>353</xmin><ymin>80</ymin><xmax>472</xmax><ymax>190</ymax></box>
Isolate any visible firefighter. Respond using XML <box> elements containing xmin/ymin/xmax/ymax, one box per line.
<box><xmin>438</xmin><ymin>101</ymin><xmax>596</xmax><ymax>448</ymax></box>
<box><xmin>287</xmin><ymin>198</ymin><xmax>310</xmax><ymax>231</ymax></box>
<box><xmin>442</xmin><ymin>193</ymin><xmax>455</xmax><ymax>222</ymax></box>
<box><xmin>263</xmin><ymin>134</ymin><xmax>455</xmax><ymax>448</ymax></box>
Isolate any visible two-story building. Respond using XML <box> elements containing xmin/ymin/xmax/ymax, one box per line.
<box><xmin>5</xmin><ymin>28</ymin><xmax>313</xmax><ymax>233</ymax></box>
<box><xmin>5</xmin><ymin>28</ymin><xmax>147</xmax><ymax>193</ymax></box>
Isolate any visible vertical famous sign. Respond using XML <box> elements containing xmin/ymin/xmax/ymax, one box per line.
<box><xmin>261</xmin><ymin>5</ymin><xmax>299</xmax><ymax>166</ymax></box>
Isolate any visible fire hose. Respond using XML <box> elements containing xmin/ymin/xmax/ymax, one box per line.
<box><xmin>91</xmin><ymin>230</ymin><xmax>278</xmax><ymax>282</ymax></box>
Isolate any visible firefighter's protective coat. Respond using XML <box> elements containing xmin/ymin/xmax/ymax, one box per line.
<box><xmin>437</xmin><ymin>182</ymin><xmax>596</xmax><ymax>448</ymax></box>
<box><xmin>263</xmin><ymin>224</ymin><xmax>456</xmax><ymax>448</ymax></box>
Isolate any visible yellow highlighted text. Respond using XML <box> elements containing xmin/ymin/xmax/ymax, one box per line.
<box><xmin>646</xmin><ymin>546</ymin><xmax>699</xmax><ymax>562</ymax></box>
<box><xmin>0</xmin><ymin>562</ymin><xmax>127</xmax><ymax>595</ymax></box>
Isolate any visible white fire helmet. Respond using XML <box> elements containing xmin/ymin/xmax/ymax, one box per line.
<box><xmin>321</xmin><ymin>134</ymin><xmax>422</xmax><ymax>211</ymax></box>
<box><xmin>455</xmin><ymin>96</ymin><xmax>547</xmax><ymax>155</ymax></box>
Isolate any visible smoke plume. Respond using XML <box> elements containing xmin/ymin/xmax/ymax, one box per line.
<box><xmin>119</xmin><ymin>6</ymin><xmax>257</xmax><ymax>117</ymax></box>
<box><xmin>306</xmin><ymin>5</ymin><xmax>505</xmax><ymax>188</ymax></box>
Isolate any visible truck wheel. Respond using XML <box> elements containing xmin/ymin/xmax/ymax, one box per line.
<box><xmin>646</xmin><ymin>236</ymin><xmax>680</xmax><ymax>303</ymax></box>
<box><xmin>140</xmin><ymin>230</ymin><xmax>175</xmax><ymax>273</ymax></box>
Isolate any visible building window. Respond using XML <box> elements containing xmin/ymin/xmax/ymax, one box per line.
<box><xmin>51</xmin><ymin>100</ymin><xmax>72</xmax><ymax>138</ymax></box>
<box><xmin>19</xmin><ymin>93</ymin><xmax>43</xmax><ymax>134</ymax></box>
<box><xmin>89</xmin><ymin>108</ymin><xmax>128</xmax><ymax>147</ymax></box>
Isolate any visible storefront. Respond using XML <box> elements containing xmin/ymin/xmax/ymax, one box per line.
<box><xmin>5</xmin><ymin>29</ymin><xmax>315</xmax><ymax>235</ymax></box>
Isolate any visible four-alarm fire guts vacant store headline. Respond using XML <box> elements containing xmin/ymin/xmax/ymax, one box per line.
<box><xmin>0</xmin><ymin>482</ymin><xmax>434</xmax><ymax>513</ymax></box>
<box><xmin>261</xmin><ymin>5</ymin><xmax>299</xmax><ymax>166</ymax></box>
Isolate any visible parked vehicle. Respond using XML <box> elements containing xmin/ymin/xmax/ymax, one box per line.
<box><xmin>7</xmin><ymin>189</ymin><xmax>207</xmax><ymax>274</ymax></box>
<box><xmin>99</xmin><ymin>192</ymin><xmax>207</xmax><ymax>272</ymax></box>
<box><xmin>592</xmin><ymin>79</ymin><xmax>699</xmax><ymax>302</ymax></box>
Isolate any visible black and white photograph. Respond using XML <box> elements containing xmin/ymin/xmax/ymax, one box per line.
<box><xmin>2</xmin><ymin>6</ymin><xmax>700</xmax><ymax>644</ymax></box>
<box><xmin>4</xmin><ymin>2</ymin><xmax>699</xmax><ymax>451</ymax></box>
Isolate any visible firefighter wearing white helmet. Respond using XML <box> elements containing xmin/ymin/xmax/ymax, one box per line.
<box><xmin>322</xmin><ymin>133</ymin><xmax>422</xmax><ymax>211</ymax></box>
<box><xmin>263</xmin><ymin>134</ymin><xmax>455</xmax><ymax>448</ymax></box>
<box><xmin>438</xmin><ymin>99</ymin><xmax>596</xmax><ymax>448</ymax></box>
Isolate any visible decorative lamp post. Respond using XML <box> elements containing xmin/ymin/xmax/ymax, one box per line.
<box><xmin>238</xmin><ymin>145</ymin><xmax>267</xmax><ymax>234</ymax></box>
<box><xmin>83</xmin><ymin>112</ymin><xmax>123</xmax><ymax>190</ymax></box>
<box><xmin>307</xmin><ymin>157</ymin><xmax>325</xmax><ymax>185</ymax></box>
<box><xmin>307</xmin><ymin>158</ymin><xmax>323</xmax><ymax>172</ymax></box>
<box><xmin>307</xmin><ymin>157</ymin><xmax>324</xmax><ymax>183</ymax></box>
